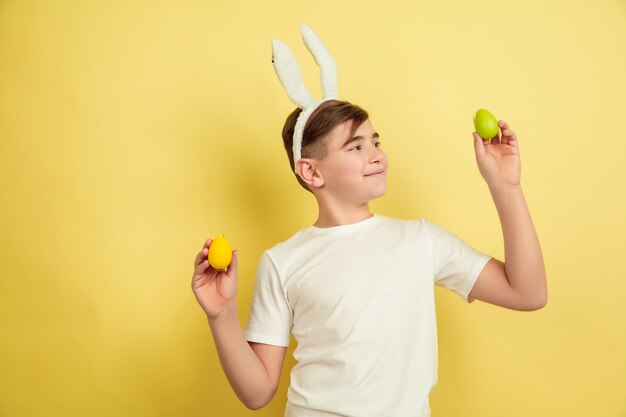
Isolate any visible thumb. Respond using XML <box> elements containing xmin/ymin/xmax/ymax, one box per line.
<box><xmin>472</xmin><ymin>132</ymin><xmax>486</xmax><ymax>162</ymax></box>
<box><xmin>228</xmin><ymin>250</ymin><xmax>239</xmax><ymax>276</ymax></box>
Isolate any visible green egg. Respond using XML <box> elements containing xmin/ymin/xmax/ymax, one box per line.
<box><xmin>473</xmin><ymin>108</ymin><xmax>499</xmax><ymax>139</ymax></box>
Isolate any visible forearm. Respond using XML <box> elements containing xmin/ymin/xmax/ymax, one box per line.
<box><xmin>208</xmin><ymin>306</ymin><xmax>273</xmax><ymax>409</ymax></box>
<box><xmin>489</xmin><ymin>183</ymin><xmax>547</xmax><ymax>305</ymax></box>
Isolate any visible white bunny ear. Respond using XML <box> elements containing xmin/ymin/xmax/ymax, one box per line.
<box><xmin>300</xmin><ymin>23</ymin><xmax>338</xmax><ymax>99</ymax></box>
<box><xmin>271</xmin><ymin>24</ymin><xmax>341</xmax><ymax>171</ymax></box>
<box><xmin>271</xmin><ymin>39</ymin><xmax>315</xmax><ymax>108</ymax></box>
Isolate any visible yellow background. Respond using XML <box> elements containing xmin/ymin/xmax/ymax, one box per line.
<box><xmin>1</xmin><ymin>0</ymin><xmax>625</xmax><ymax>416</ymax></box>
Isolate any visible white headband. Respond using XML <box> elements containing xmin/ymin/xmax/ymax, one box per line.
<box><xmin>271</xmin><ymin>24</ymin><xmax>339</xmax><ymax>170</ymax></box>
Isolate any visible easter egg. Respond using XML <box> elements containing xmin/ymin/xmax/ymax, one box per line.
<box><xmin>473</xmin><ymin>108</ymin><xmax>499</xmax><ymax>140</ymax></box>
<box><xmin>208</xmin><ymin>233</ymin><xmax>232</xmax><ymax>271</ymax></box>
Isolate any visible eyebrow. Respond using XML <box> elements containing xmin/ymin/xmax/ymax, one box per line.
<box><xmin>342</xmin><ymin>132</ymin><xmax>380</xmax><ymax>148</ymax></box>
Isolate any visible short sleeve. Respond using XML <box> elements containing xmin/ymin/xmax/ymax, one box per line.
<box><xmin>424</xmin><ymin>218</ymin><xmax>492</xmax><ymax>302</ymax></box>
<box><xmin>243</xmin><ymin>251</ymin><xmax>292</xmax><ymax>347</ymax></box>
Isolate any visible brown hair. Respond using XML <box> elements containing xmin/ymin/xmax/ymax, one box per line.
<box><xmin>281</xmin><ymin>99</ymin><xmax>369</xmax><ymax>192</ymax></box>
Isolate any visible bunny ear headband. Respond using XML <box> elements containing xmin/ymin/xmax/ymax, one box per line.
<box><xmin>271</xmin><ymin>23</ymin><xmax>338</xmax><ymax>170</ymax></box>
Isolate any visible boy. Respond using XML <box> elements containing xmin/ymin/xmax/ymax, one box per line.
<box><xmin>192</xmin><ymin>26</ymin><xmax>546</xmax><ymax>417</ymax></box>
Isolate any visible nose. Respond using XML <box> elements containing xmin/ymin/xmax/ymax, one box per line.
<box><xmin>369</xmin><ymin>146</ymin><xmax>385</xmax><ymax>164</ymax></box>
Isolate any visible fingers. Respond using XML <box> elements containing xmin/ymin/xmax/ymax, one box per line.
<box><xmin>193</xmin><ymin>239</ymin><xmax>213</xmax><ymax>280</ymax></box>
<box><xmin>490</xmin><ymin>126</ymin><xmax>500</xmax><ymax>144</ymax></box>
<box><xmin>476</xmin><ymin>120</ymin><xmax>517</xmax><ymax>146</ymax></box>
<box><xmin>472</xmin><ymin>132</ymin><xmax>486</xmax><ymax>161</ymax></box>
<box><xmin>192</xmin><ymin>259</ymin><xmax>209</xmax><ymax>281</ymax></box>
<box><xmin>193</xmin><ymin>239</ymin><xmax>238</xmax><ymax>279</ymax></box>
<box><xmin>228</xmin><ymin>250</ymin><xmax>239</xmax><ymax>276</ymax></box>
<box><xmin>195</xmin><ymin>239</ymin><xmax>212</xmax><ymax>264</ymax></box>
<box><xmin>498</xmin><ymin>120</ymin><xmax>518</xmax><ymax>146</ymax></box>
<box><xmin>475</xmin><ymin>132</ymin><xmax>496</xmax><ymax>145</ymax></box>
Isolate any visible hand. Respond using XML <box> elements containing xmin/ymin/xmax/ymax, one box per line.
<box><xmin>192</xmin><ymin>239</ymin><xmax>239</xmax><ymax>319</ymax></box>
<box><xmin>472</xmin><ymin>120</ymin><xmax>521</xmax><ymax>188</ymax></box>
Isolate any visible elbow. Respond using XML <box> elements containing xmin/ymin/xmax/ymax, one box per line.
<box><xmin>518</xmin><ymin>274</ymin><xmax>548</xmax><ymax>311</ymax></box>
<box><xmin>243</xmin><ymin>395</ymin><xmax>272</xmax><ymax>411</ymax></box>
<box><xmin>244</xmin><ymin>401</ymin><xmax>267</xmax><ymax>411</ymax></box>
<box><xmin>242</xmin><ymin>396</ymin><xmax>268</xmax><ymax>411</ymax></box>
<box><xmin>241</xmin><ymin>387</ymin><xmax>277</xmax><ymax>411</ymax></box>
<box><xmin>525</xmin><ymin>298</ymin><xmax>547</xmax><ymax>311</ymax></box>
<box><xmin>523</xmin><ymin>291</ymin><xmax>548</xmax><ymax>311</ymax></box>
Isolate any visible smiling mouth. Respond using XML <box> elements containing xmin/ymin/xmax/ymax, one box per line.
<box><xmin>365</xmin><ymin>170</ymin><xmax>386</xmax><ymax>177</ymax></box>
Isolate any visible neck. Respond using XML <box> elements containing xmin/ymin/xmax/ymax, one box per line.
<box><xmin>313</xmin><ymin>200</ymin><xmax>373</xmax><ymax>228</ymax></box>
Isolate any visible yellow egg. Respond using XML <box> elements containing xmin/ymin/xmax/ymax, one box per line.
<box><xmin>208</xmin><ymin>233</ymin><xmax>232</xmax><ymax>271</ymax></box>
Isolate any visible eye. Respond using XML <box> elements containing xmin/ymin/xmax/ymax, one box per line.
<box><xmin>375</xmin><ymin>141</ymin><xmax>382</xmax><ymax>147</ymax></box>
<box><xmin>350</xmin><ymin>145</ymin><xmax>362</xmax><ymax>151</ymax></box>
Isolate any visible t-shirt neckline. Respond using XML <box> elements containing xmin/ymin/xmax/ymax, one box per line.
<box><xmin>306</xmin><ymin>213</ymin><xmax>380</xmax><ymax>234</ymax></box>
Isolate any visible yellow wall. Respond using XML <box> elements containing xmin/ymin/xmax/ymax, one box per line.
<box><xmin>1</xmin><ymin>0</ymin><xmax>625</xmax><ymax>416</ymax></box>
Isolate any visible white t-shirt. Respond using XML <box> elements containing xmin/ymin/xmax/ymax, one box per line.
<box><xmin>244</xmin><ymin>214</ymin><xmax>492</xmax><ymax>417</ymax></box>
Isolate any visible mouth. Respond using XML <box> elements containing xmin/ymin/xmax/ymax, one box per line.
<box><xmin>365</xmin><ymin>170</ymin><xmax>386</xmax><ymax>177</ymax></box>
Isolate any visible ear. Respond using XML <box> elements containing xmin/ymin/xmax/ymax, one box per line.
<box><xmin>296</xmin><ymin>158</ymin><xmax>324</xmax><ymax>189</ymax></box>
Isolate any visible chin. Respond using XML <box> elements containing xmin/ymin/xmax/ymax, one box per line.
<box><xmin>369</xmin><ymin>185</ymin><xmax>387</xmax><ymax>200</ymax></box>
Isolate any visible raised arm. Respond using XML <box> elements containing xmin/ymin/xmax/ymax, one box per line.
<box><xmin>468</xmin><ymin>121</ymin><xmax>547</xmax><ymax>311</ymax></box>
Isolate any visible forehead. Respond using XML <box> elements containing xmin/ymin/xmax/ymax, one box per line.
<box><xmin>326</xmin><ymin>119</ymin><xmax>374</xmax><ymax>150</ymax></box>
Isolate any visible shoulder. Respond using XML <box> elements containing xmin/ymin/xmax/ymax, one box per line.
<box><xmin>260</xmin><ymin>225</ymin><xmax>315</xmax><ymax>265</ymax></box>
<box><xmin>268</xmin><ymin>225</ymin><xmax>311</xmax><ymax>250</ymax></box>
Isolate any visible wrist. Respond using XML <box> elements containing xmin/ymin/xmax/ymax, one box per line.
<box><xmin>207</xmin><ymin>303</ymin><xmax>239</xmax><ymax>325</ymax></box>
<box><xmin>488</xmin><ymin>182</ymin><xmax>522</xmax><ymax>193</ymax></box>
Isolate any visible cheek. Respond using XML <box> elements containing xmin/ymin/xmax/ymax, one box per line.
<box><xmin>346</xmin><ymin>158</ymin><xmax>366</xmax><ymax>176</ymax></box>
<box><xmin>323</xmin><ymin>154</ymin><xmax>366</xmax><ymax>182</ymax></box>
<box><xmin>332</xmin><ymin>156</ymin><xmax>360</xmax><ymax>173</ymax></box>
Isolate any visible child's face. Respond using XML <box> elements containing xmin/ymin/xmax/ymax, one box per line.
<box><xmin>314</xmin><ymin>118</ymin><xmax>388</xmax><ymax>204</ymax></box>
